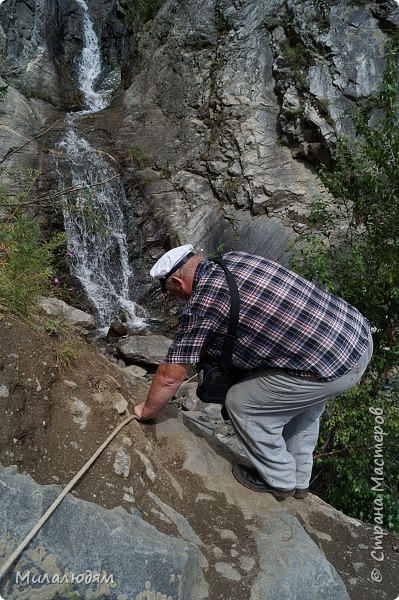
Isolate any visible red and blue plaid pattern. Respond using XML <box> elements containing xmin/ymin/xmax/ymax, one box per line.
<box><xmin>165</xmin><ymin>252</ymin><xmax>371</xmax><ymax>381</ymax></box>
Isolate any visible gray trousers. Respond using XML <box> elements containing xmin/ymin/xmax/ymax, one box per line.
<box><xmin>225</xmin><ymin>333</ymin><xmax>373</xmax><ymax>491</ymax></box>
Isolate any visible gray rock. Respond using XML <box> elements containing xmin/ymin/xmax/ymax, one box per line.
<box><xmin>0</xmin><ymin>466</ymin><xmax>207</xmax><ymax>599</ymax></box>
<box><xmin>214</xmin><ymin>562</ymin><xmax>242</xmax><ymax>581</ymax></box>
<box><xmin>63</xmin><ymin>380</ymin><xmax>78</xmax><ymax>389</ymax></box>
<box><xmin>0</xmin><ymin>0</ymin><xmax>132</xmax><ymax>109</ymax></box>
<box><xmin>113</xmin><ymin>447</ymin><xmax>131</xmax><ymax>478</ymax></box>
<box><xmin>123</xmin><ymin>364</ymin><xmax>148</xmax><ymax>378</ymax></box>
<box><xmin>117</xmin><ymin>334</ymin><xmax>172</xmax><ymax>365</ymax></box>
<box><xmin>70</xmin><ymin>397</ymin><xmax>90</xmax><ymax>430</ymax></box>
<box><xmin>148</xmin><ymin>491</ymin><xmax>203</xmax><ymax>547</ymax></box>
<box><xmin>38</xmin><ymin>297</ymin><xmax>95</xmax><ymax>330</ymax></box>
<box><xmin>107</xmin><ymin>319</ymin><xmax>128</xmax><ymax>337</ymax></box>
<box><xmin>113</xmin><ymin>394</ymin><xmax>128</xmax><ymax>414</ymax></box>
<box><xmin>0</xmin><ymin>384</ymin><xmax>10</xmax><ymax>398</ymax></box>
<box><xmin>156</xmin><ymin>410</ymin><xmax>350</xmax><ymax>600</ymax></box>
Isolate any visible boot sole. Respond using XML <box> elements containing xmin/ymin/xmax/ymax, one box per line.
<box><xmin>232</xmin><ymin>465</ymin><xmax>294</xmax><ymax>501</ymax></box>
<box><xmin>294</xmin><ymin>489</ymin><xmax>309</xmax><ymax>499</ymax></box>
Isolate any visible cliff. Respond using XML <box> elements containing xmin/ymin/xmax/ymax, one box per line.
<box><xmin>0</xmin><ymin>1</ymin><xmax>398</xmax><ymax>598</ymax></box>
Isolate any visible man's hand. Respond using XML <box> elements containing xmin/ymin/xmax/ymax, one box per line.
<box><xmin>134</xmin><ymin>363</ymin><xmax>191</xmax><ymax>420</ymax></box>
<box><xmin>133</xmin><ymin>402</ymin><xmax>147</xmax><ymax>420</ymax></box>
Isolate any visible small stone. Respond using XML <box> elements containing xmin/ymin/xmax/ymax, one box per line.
<box><xmin>71</xmin><ymin>398</ymin><xmax>90</xmax><ymax>429</ymax></box>
<box><xmin>123</xmin><ymin>493</ymin><xmax>135</xmax><ymax>503</ymax></box>
<box><xmin>0</xmin><ymin>385</ymin><xmax>10</xmax><ymax>398</ymax></box>
<box><xmin>238</xmin><ymin>556</ymin><xmax>255</xmax><ymax>571</ymax></box>
<box><xmin>113</xmin><ymin>396</ymin><xmax>128</xmax><ymax>414</ymax></box>
<box><xmin>63</xmin><ymin>380</ymin><xmax>78</xmax><ymax>389</ymax></box>
<box><xmin>114</xmin><ymin>447</ymin><xmax>131</xmax><ymax>478</ymax></box>
<box><xmin>216</xmin><ymin>529</ymin><xmax>238</xmax><ymax>541</ymax></box>
<box><xmin>214</xmin><ymin>562</ymin><xmax>242</xmax><ymax>581</ymax></box>
<box><xmin>124</xmin><ymin>365</ymin><xmax>147</xmax><ymax>378</ymax></box>
<box><xmin>107</xmin><ymin>320</ymin><xmax>128</xmax><ymax>338</ymax></box>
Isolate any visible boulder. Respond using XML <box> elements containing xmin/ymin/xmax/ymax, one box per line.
<box><xmin>38</xmin><ymin>297</ymin><xmax>96</xmax><ymax>330</ymax></box>
<box><xmin>116</xmin><ymin>334</ymin><xmax>172</xmax><ymax>365</ymax></box>
<box><xmin>0</xmin><ymin>465</ymin><xmax>207</xmax><ymax>599</ymax></box>
<box><xmin>107</xmin><ymin>319</ymin><xmax>128</xmax><ymax>338</ymax></box>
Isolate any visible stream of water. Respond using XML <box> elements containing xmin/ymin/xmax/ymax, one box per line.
<box><xmin>58</xmin><ymin>0</ymin><xmax>146</xmax><ymax>333</ymax></box>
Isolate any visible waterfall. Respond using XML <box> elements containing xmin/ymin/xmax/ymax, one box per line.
<box><xmin>58</xmin><ymin>0</ymin><xmax>146</xmax><ymax>333</ymax></box>
<box><xmin>74</xmin><ymin>0</ymin><xmax>107</xmax><ymax>112</ymax></box>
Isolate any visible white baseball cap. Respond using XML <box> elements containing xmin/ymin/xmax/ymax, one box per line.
<box><xmin>150</xmin><ymin>244</ymin><xmax>195</xmax><ymax>284</ymax></box>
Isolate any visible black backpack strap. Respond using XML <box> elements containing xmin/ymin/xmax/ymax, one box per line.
<box><xmin>211</xmin><ymin>257</ymin><xmax>240</xmax><ymax>367</ymax></box>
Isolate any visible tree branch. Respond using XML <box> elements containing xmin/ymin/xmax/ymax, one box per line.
<box><xmin>314</xmin><ymin>447</ymin><xmax>348</xmax><ymax>459</ymax></box>
<box><xmin>3</xmin><ymin>174</ymin><xmax>120</xmax><ymax>208</ymax></box>
<box><xmin>0</xmin><ymin>120</ymin><xmax>61</xmax><ymax>165</ymax></box>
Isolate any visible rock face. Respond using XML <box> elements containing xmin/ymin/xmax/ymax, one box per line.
<box><xmin>1</xmin><ymin>0</ymin><xmax>397</xmax><ymax>309</ymax></box>
<box><xmin>0</xmin><ymin>0</ymin><xmax>134</xmax><ymax>109</ymax></box>
<box><xmin>0</xmin><ymin>465</ymin><xmax>207</xmax><ymax>600</ymax></box>
<box><xmin>108</xmin><ymin>0</ymin><xmax>398</xmax><ymax>270</ymax></box>
<box><xmin>0</xmin><ymin>408</ymin><xmax>352</xmax><ymax>600</ymax></box>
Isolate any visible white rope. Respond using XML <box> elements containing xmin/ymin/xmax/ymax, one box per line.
<box><xmin>0</xmin><ymin>414</ymin><xmax>138</xmax><ymax>581</ymax></box>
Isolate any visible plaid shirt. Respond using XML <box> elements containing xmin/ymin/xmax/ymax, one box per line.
<box><xmin>165</xmin><ymin>251</ymin><xmax>371</xmax><ymax>381</ymax></box>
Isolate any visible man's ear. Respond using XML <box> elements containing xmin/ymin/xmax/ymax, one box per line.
<box><xmin>169</xmin><ymin>275</ymin><xmax>184</xmax><ymax>291</ymax></box>
<box><xmin>169</xmin><ymin>275</ymin><xmax>190</xmax><ymax>299</ymax></box>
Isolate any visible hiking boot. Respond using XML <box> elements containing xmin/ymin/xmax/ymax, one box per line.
<box><xmin>232</xmin><ymin>464</ymin><xmax>295</xmax><ymax>501</ymax></box>
<box><xmin>294</xmin><ymin>488</ymin><xmax>309</xmax><ymax>499</ymax></box>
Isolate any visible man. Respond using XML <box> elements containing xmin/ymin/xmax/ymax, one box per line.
<box><xmin>134</xmin><ymin>245</ymin><xmax>373</xmax><ymax>500</ymax></box>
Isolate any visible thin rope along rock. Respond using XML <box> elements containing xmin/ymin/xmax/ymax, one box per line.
<box><xmin>0</xmin><ymin>414</ymin><xmax>139</xmax><ymax>581</ymax></box>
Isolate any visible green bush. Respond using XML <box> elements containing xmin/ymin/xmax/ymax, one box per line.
<box><xmin>0</xmin><ymin>213</ymin><xmax>66</xmax><ymax>315</ymax></box>
<box><xmin>124</xmin><ymin>0</ymin><xmax>164</xmax><ymax>27</ymax></box>
<box><xmin>126</xmin><ymin>144</ymin><xmax>150</xmax><ymax>169</ymax></box>
<box><xmin>291</xmin><ymin>31</ymin><xmax>399</xmax><ymax>532</ymax></box>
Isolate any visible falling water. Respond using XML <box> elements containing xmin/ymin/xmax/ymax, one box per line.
<box><xmin>58</xmin><ymin>0</ymin><xmax>146</xmax><ymax>332</ymax></box>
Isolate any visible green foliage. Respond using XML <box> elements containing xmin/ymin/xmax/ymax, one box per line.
<box><xmin>124</xmin><ymin>0</ymin><xmax>164</xmax><ymax>27</ymax></box>
<box><xmin>281</xmin><ymin>39</ymin><xmax>313</xmax><ymax>85</ymax></box>
<box><xmin>22</xmin><ymin>86</ymin><xmax>54</xmax><ymax>104</ymax></box>
<box><xmin>0</xmin><ymin>214</ymin><xmax>66</xmax><ymax>315</ymax></box>
<box><xmin>208</xmin><ymin>242</ymin><xmax>225</xmax><ymax>258</ymax></box>
<box><xmin>291</xmin><ymin>31</ymin><xmax>399</xmax><ymax>532</ymax></box>
<box><xmin>317</xmin><ymin>385</ymin><xmax>399</xmax><ymax>532</ymax></box>
<box><xmin>127</xmin><ymin>144</ymin><xmax>150</xmax><ymax>169</ymax></box>
<box><xmin>0</xmin><ymin>85</ymin><xmax>7</xmax><ymax>101</ymax></box>
<box><xmin>0</xmin><ymin>167</ymin><xmax>67</xmax><ymax>315</ymax></box>
<box><xmin>41</xmin><ymin>315</ymin><xmax>85</xmax><ymax>368</ymax></box>
<box><xmin>56</xmin><ymin>336</ymin><xmax>84</xmax><ymax>369</ymax></box>
<box><xmin>267</xmin><ymin>10</ymin><xmax>292</xmax><ymax>30</ymax></box>
<box><xmin>64</xmin><ymin>189</ymin><xmax>108</xmax><ymax>236</ymax></box>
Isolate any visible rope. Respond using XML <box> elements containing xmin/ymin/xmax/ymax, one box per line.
<box><xmin>0</xmin><ymin>372</ymin><xmax>199</xmax><ymax>580</ymax></box>
<box><xmin>0</xmin><ymin>414</ymin><xmax>139</xmax><ymax>581</ymax></box>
